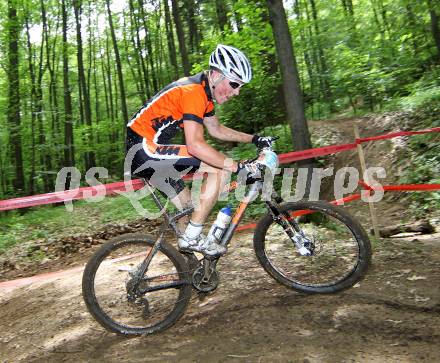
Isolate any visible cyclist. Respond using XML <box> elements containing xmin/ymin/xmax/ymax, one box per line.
<box><xmin>126</xmin><ymin>44</ymin><xmax>274</xmax><ymax>256</ymax></box>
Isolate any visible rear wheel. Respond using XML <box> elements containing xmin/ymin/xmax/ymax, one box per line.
<box><xmin>254</xmin><ymin>201</ymin><xmax>371</xmax><ymax>294</ymax></box>
<box><xmin>82</xmin><ymin>233</ymin><xmax>192</xmax><ymax>335</ymax></box>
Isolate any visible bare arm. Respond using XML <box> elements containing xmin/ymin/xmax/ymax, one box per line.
<box><xmin>204</xmin><ymin>115</ymin><xmax>253</xmax><ymax>143</ymax></box>
<box><xmin>183</xmin><ymin>120</ymin><xmax>238</xmax><ymax>172</ymax></box>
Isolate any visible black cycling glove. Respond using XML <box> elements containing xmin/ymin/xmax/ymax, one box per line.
<box><xmin>252</xmin><ymin>135</ymin><xmax>276</xmax><ymax>149</ymax></box>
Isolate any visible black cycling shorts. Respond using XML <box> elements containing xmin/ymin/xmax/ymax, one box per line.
<box><xmin>125</xmin><ymin>128</ymin><xmax>201</xmax><ymax>198</ymax></box>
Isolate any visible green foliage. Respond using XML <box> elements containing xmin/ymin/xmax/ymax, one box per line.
<box><xmin>398</xmin><ymin>96</ymin><xmax>440</xmax><ymax>216</ymax></box>
<box><xmin>1</xmin><ymin>0</ymin><xmax>440</xmax><ymax>198</ymax></box>
<box><xmin>192</xmin><ymin>1</ymin><xmax>284</xmax><ymax>134</ymax></box>
<box><xmin>1</xmin><ymin>0</ymin><xmax>440</xmax><ymax>252</ymax></box>
<box><xmin>0</xmin><ymin>193</ymin><xmax>160</xmax><ymax>253</ymax></box>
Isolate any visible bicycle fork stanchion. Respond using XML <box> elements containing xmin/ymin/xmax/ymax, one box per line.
<box><xmin>264</xmin><ymin>190</ymin><xmax>314</xmax><ymax>256</ymax></box>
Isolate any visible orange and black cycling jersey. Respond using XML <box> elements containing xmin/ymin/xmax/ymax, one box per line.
<box><xmin>128</xmin><ymin>71</ymin><xmax>215</xmax><ymax>146</ymax></box>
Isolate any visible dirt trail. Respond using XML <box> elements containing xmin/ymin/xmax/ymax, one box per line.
<box><xmin>1</xmin><ymin>116</ymin><xmax>440</xmax><ymax>362</ymax></box>
<box><xmin>1</xmin><ymin>229</ymin><xmax>440</xmax><ymax>362</ymax></box>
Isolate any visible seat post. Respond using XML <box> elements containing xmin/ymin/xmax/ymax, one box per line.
<box><xmin>142</xmin><ymin>178</ymin><xmax>166</xmax><ymax>211</ymax></box>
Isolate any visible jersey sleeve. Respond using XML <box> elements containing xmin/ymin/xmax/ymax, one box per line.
<box><xmin>180</xmin><ymin>85</ymin><xmax>207</xmax><ymax>124</ymax></box>
<box><xmin>204</xmin><ymin>101</ymin><xmax>215</xmax><ymax>118</ymax></box>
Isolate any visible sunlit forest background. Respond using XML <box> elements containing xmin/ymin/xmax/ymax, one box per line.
<box><xmin>0</xmin><ymin>0</ymin><xmax>439</xmax><ymax>198</ymax></box>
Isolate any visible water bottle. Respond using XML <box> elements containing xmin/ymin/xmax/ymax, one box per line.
<box><xmin>257</xmin><ymin>150</ymin><xmax>279</xmax><ymax>175</ymax></box>
<box><xmin>207</xmin><ymin>205</ymin><xmax>232</xmax><ymax>243</ymax></box>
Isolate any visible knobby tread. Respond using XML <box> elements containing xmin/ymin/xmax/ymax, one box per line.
<box><xmin>82</xmin><ymin>233</ymin><xmax>192</xmax><ymax>335</ymax></box>
<box><xmin>253</xmin><ymin>201</ymin><xmax>372</xmax><ymax>294</ymax></box>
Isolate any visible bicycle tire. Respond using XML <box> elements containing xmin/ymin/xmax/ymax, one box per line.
<box><xmin>254</xmin><ymin>201</ymin><xmax>372</xmax><ymax>294</ymax></box>
<box><xmin>82</xmin><ymin>233</ymin><xmax>192</xmax><ymax>335</ymax></box>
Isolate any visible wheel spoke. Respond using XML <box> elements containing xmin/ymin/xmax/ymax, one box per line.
<box><xmin>82</xmin><ymin>235</ymin><xmax>192</xmax><ymax>335</ymax></box>
<box><xmin>254</xmin><ymin>202</ymin><xmax>371</xmax><ymax>293</ymax></box>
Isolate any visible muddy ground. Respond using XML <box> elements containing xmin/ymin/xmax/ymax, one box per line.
<box><xmin>1</xmin><ymin>115</ymin><xmax>440</xmax><ymax>362</ymax></box>
<box><xmin>1</xmin><ymin>227</ymin><xmax>440</xmax><ymax>362</ymax></box>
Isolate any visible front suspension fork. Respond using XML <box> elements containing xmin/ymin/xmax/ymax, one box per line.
<box><xmin>266</xmin><ymin>192</ymin><xmax>313</xmax><ymax>256</ymax></box>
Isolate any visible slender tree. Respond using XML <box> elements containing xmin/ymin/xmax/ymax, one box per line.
<box><xmin>138</xmin><ymin>0</ymin><xmax>158</xmax><ymax>92</ymax></box>
<box><xmin>214</xmin><ymin>0</ymin><xmax>229</xmax><ymax>32</ymax></box>
<box><xmin>427</xmin><ymin>0</ymin><xmax>440</xmax><ymax>62</ymax></box>
<box><xmin>295</xmin><ymin>0</ymin><xmax>316</xmax><ymax>118</ymax></box>
<box><xmin>309</xmin><ymin>0</ymin><xmax>333</xmax><ymax>110</ymax></box>
<box><xmin>6</xmin><ymin>0</ymin><xmax>25</xmax><ymax>193</ymax></box>
<box><xmin>164</xmin><ymin>0</ymin><xmax>179</xmax><ymax>79</ymax></box>
<box><xmin>62</xmin><ymin>0</ymin><xmax>75</xmax><ymax>169</ymax></box>
<box><xmin>128</xmin><ymin>0</ymin><xmax>148</xmax><ymax>100</ymax></box>
<box><xmin>105</xmin><ymin>31</ymin><xmax>116</xmax><ymax>134</ymax></box>
<box><xmin>171</xmin><ymin>0</ymin><xmax>191</xmax><ymax>76</ymax></box>
<box><xmin>105</xmin><ymin>0</ymin><xmax>129</xmax><ymax>126</ymax></box>
<box><xmin>266</xmin><ymin>0</ymin><xmax>312</xmax><ymax>153</ymax></box>
<box><xmin>24</xmin><ymin>13</ymin><xmax>37</xmax><ymax>194</ymax></box>
<box><xmin>405</xmin><ymin>2</ymin><xmax>420</xmax><ymax>54</ymax></box>
<box><xmin>42</xmin><ymin>0</ymin><xmax>62</xmax><ymax>170</ymax></box>
<box><xmin>184</xmin><ymin>0</ymin><xmax>202</xmax><ymax>53</ymax></box>
<box><xmin>74</xmin><ymin>0</ymin><xmax>96</xmax><ymax>169</ymax></box>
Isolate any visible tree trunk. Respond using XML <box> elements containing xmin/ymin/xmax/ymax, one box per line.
<box><xmin>0</xmin><ymin>141</ymin><xmax>6</xmax><ymax>195</ymax></box>
<box><xmin>123</xmin><ymin>9</ymin><xmax>144</xmax><ymax>103</ymax></box>
<box><xmin>375</xmin><ymin>220</ymin><xmax>435</xmax><ymax>238</ymax></box>
<box><xmin>171</xmin><ymin>0</ymin><xmax>191</xmax><ymax>76</ymax></box>
<box><xmin>214</xmin><ymin>0</ymin><xmax>229</xmax><ymax>32</ymax></box>
<box><xmin>184</xmin><ymin>0</ymin><xmax>201</xmax><ymax>52</ymax></box>
<box><xmin>128</xmin><ymin>0</ymin><xmax>148</xmax><ymax>100</ymax></box>
<box><xmin>267</xmin><ymin>0</ymin><xmax>314</xmax><ymax>198</ymax></box>
<box><xmin>43</xmin><ymin>0</ymin><xmax>62</xmax><ymax>172</ymax></box>
<box><xmin>309</xmin><ymin>0</ymin><xmax>334</xmax><ymax>110</ymax></box>
<box><xmin>37</xmin><ymin>1</ymin><xmax>54</xmax><ymax>192</ymax></box>
<box><xmin>164</xmin><ymin>0</ymin><xmax>179</xmax><ymax>79</ymax></box>
<box><xmin>105</xmin><ymin>32</ymin><xmax>116</xmax><ymax>133</ymax></box>
<box><xmin>105</xmin><ymin>0</ymin><xmax>129</xmax><ymax>127</ymax></box>
<box><xmin>74</xmin><ymin>0</ymin><xmax>96</xmax><ymax>170</ymax></box>
<box><xmin>7</xmin><ymin>0</ymin><xmax>25</xmax><ymax>193</ymax></box>
<box><xmin>138</xmin><ymin>0</ymin><xmax>158</xmax><ymax>92</ymax></box>
<box><xmin>266</xmin><ymin>0</ymin><xmax>312</xmax><ymax>153</ymax></box>
<box><xmin>295</xmin><ymin>0</ymin><xmax>316</xmax><ymax>118</ymax></box>
<box><xmin>62</xmin><ymin>0</ymin><xmax>75</xmax><ymax>169</ymax></box>
<box><xmin>24</xmin><ymin>14</ymin><xmax>37</xmax><ymax>194</ymax></box>
<box><xmin>427</xmin><ymin>0</ymin><xmax>440</xmax><ymax>62</ymax></box>
<box><xmin>155</xmin><ymin>6</ymin><xmax>165</xmax><ymax>87</ymax></box>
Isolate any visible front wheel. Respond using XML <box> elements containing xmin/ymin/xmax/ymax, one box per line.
<box><xmin>254</xmin><ymin>201</ymin><xmax>372</xmax><ymax>294</ymax></box>
<box><xmin>82</xmin><ymin>233</ymin><xmax>192</xmax><ymax>335</ymax></box>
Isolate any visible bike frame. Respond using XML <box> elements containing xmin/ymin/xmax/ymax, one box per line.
<box><xmin>129</xmin><ymin>174</ymin><xmax>304</xmax><ymax>294</ymax></box>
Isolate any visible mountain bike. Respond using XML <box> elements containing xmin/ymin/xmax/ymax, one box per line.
<box><xmin>82</xmin><ymin>147</ymin><xmax>372</xmax><ymax>336</ymax></box>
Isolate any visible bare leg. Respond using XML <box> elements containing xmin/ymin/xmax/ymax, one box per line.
<box><xmin>176</xmin><ymin>163</ymin><xmax>230</xmax><ymax>256</ymax></box>
<box><xmin>170</xmin><ymin>187</ymin><xmax>192</xmax><ymax>233</ymax></box>
<box><xmin>190</xmin><ymin>163</ymin><xmax>230</xmax><ymax>225</ymax></box>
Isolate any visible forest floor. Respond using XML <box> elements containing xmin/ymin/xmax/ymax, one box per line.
<box><xmin>1</xmin><ymin>114</ymin><xmax>440</xmax><ymax>362</ymax></box>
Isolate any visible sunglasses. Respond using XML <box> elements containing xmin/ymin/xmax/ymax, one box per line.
<box><xmin>229</xmin><ymin>81</ymin><xmax>243</xmax><ymax>89</ymax></box>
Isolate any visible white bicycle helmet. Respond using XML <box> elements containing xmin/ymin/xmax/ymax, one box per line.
<box><xmin>209</xmin><ymin>44</ymin><xmax>252</xmax><ymax>84</ymax></box>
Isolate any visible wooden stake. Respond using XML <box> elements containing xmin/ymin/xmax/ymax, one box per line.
<box><xmin>354</xmin><ymin>125</ymin><xmax>381</xmax><ymax>239</ymax></box>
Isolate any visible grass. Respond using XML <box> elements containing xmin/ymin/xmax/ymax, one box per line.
<box><xmin>0</xmin><ymin>193</ymin><xmax>162</xmax><ymax>253</ymax></box>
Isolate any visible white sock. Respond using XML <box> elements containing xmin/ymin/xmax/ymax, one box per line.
<box><xmin>184</xmin><ymin>220</ymin><xmax>203</xmax><ymax>239</ymax></box>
